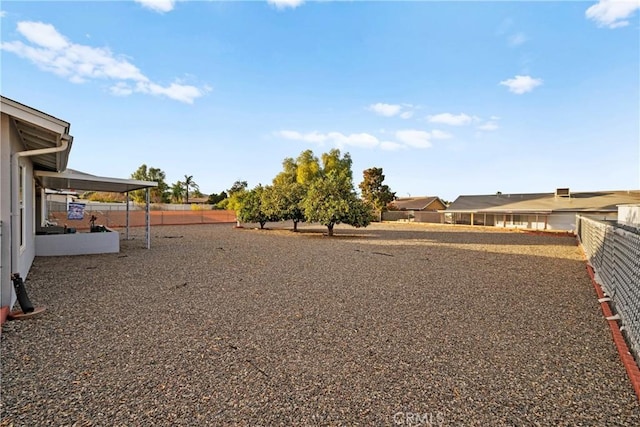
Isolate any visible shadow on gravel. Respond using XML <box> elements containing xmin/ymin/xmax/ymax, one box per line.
<box><xmin>243</xmin><ymin>223</ymin><xmax>578</xmax><ymax>247</ymax></box>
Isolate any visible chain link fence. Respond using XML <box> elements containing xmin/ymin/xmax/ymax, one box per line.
<box><xmin>577</xmin><ymin>215</ymin><xmax>640</xmax><ymax>360</ymax></box>
<box><xmin>46</xmin><ymin>201</ymin><xmax>236</xmax><ymax>229</ymax></box>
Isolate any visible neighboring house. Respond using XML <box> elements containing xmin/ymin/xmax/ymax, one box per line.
<box><xmin>389</xmin><ymin>196</ymin><xmax>447</xmax><ymax>211</ymax></box>
<box><xmin>445</xmin><ymin>188</ymin><xmax>640</xmax><ymax>231</ymax></box>
<box><xmin>1</xmin><ymin>96</ymin><xmax>156</xmax><ymax>315</ymax></box>
<box><xmin>383</xmin><ymin>196</ymin><xmax>447</xmax><ymax>222</ymax></box>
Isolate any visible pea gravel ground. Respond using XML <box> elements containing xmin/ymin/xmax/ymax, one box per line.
<box><xmin>1</xmin><ymin>222</ymin><xmax>639</xmax><ymax>426</ymax></box>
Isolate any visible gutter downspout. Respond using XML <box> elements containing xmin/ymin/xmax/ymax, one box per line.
<box><xmin>10</xmin><ymin>136</ymin><xmax>71</xmax><ymax>278</ymax></box>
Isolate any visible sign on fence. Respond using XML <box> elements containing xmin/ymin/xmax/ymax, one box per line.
<box><xmin>67</xmin><ymin>202</ymin><xmax>86</xmax><ymax>220</ymax></box>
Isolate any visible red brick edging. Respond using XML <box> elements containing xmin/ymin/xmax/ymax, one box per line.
<box><xmin>585</xmin><ymin>263</ymin><xmax>640</xmax><ymax>401</ymax></box>
<box><xmin>0</xmin><ymin>306</ymin><xmax>9</xmax><ymax>325</ymax></box>
<box><xmin>0</xmin><ymin>305</ymin><xmax>9</xmax><ymax>337</ymax></box>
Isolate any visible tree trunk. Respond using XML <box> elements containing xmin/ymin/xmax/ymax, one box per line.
<box><xmin>327</xmin><ymin>224</ymin><xmax>334</xmax><ymax>236</ymax></box>
<box><xmin>260</xmin><ymin>221</ymin><xmax>266</xmax><ymax>229</ymax></box>
<box><xmin>293</xmin><ymin>220</ymin><xmax>298</xmax><ymax>232</ymax></box>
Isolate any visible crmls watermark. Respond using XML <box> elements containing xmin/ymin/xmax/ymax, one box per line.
<box><xmin>393</xmin><ymin>411</ymin><xmax>445</xmax><ymax>426</ymax></box>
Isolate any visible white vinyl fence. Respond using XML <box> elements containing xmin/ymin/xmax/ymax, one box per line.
<box><xmin>577</xmin><ymin>215</ymin><xmax>640</xmax><ymax>360</ymax></box>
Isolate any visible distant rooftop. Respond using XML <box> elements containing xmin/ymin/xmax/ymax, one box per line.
<box><xmin>446</xmin><ymin>190</ymin><xmax>640</xmax><ymax>213</ymax></box>
<box><xmin>390</xmin><ymin>196</ymin><xmax>445</xmax><ymax>211</ymax></box>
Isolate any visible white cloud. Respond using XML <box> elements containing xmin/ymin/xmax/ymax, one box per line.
<box><xmin>110</xmin><ymin>82</ymin><xmax>133</xmax><ymax>97</ymax></box>
<box><xmin>0</xmin><ymin>11</ymin><xmax>7</xmax><ymax>18</ymax></box>
<box><xmin>277</xmin><ymin>127</ymin><xmax>449</xmax><ymax>151</ymax></box>
<box><xmin>277</xmin><ymin>130</ymin><xmax>328</xmax><ymax>144</ymax></box>
<box><xmin>431</xmin><ymin>129</ymin><xmax>453</xmax><ymax>140</ymax></box>
<box><xmin>427</xmin><ymin>113</ymin><xmax>477</xmax><ymax>126</ymax></box>
<box><xmin>328</xmin><ymin>132</ymin><xmax>379</xmax><ymax>149</ymax></box>
<box><xmin>137</xmin><ymin>81</ymin><xmax>207</xmax><ymax>104</ymax></box>
<box><xmin>1</xmin><ymin>21</ymin><xmax>208</xmax><ymax>104</ymax></box>
<box><xmin>268</xmin><ymin>0</ymin><xmax>305</xmax><ymax>10</ymax></box>
<box><xmin>277</xmin><ymin>130</ymin><xmax>379</xmax><ymax>149</ymax></box>
<box><xmin>368</xmin><ymin>102</ymin><xmax>416</xmax><ymax>119</ymax></box>
<box><xmin>586</xmin><ymin>0</ymin><xmax>640</xmax><ymax>29</ymax></box>
<box><xmin>477</xmin><ymin>122</ymin><xmax>499</xmax><ymax>131</ymax></box>
<box><xmin>395</xmin><ymin>130</ymin><xmax>432</xmax><ymax>148</ymax></box>
<box><xmin>499</xmin><ymin>75</ymin><xmax>543</xmax><ymax>94</ymax></box>
<box><xmin>369</xmin><ymin>102</ymin><xmax>402</xmax><ymax>117</ymax></box>
<box><xmin>134</xmin><ymin>0</ymin><xmax>177</xmax><ymax>13</ymax></box>
<box><xmin>17</xmin><ymin>21</ymin><xmax>69</xmax><ymax>50</ymax></box>
<box><xmin>508</xmin><ymin>32</ymin><xmax>528</xmax><ymax>47</ymax></box>
<box><xmin>380</xmin><ymin>141</ymin><xmax>405</xmax><ymax>151</ymax></box>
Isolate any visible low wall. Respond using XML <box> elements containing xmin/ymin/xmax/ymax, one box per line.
<box><xmin>35</xmin><ymin>229</ymin><xmax>119</xmax><ymax>256</ymax></box>
<box><xmin>382</xmin><ymin>211</ymin><xmax>442</xmax><ymax>223</ymax></box>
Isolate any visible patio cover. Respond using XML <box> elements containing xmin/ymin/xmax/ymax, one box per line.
<box><xmin>34</xmin><ymin>169</ymin><xmax>158</xmax><ymax>248</ymax></box>
<box><xmin>35</xmin><ymin>169</ymin><xmax>157</xmax><ymax>193</ymax></box>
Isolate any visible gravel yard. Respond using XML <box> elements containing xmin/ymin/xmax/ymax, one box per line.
<box><xmin>1</xmin><ymin>222</ymin><xmax>639</xmax><ymax>426</ymax></box>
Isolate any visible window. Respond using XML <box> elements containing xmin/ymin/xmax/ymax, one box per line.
<box><xmin>19</xmin><ymin>164</ymin><xmax>25</xmax><ymax>248</ymax></box>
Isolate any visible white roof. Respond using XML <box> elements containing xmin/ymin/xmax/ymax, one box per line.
<box><xmin>35</xmin><ymin>169</ymin><xmax>158</xmax><ymax>193</ymax></box>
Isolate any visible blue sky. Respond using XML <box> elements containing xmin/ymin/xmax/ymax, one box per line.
<box><xmin>1</xmin><ymin>0</ymin><xmax>638</xmax><ymax>201</ymax></box>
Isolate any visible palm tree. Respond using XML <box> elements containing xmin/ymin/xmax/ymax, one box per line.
<box><xmin>183</xmin><ymin>175</ymin><xmax>199</xmax><ymax>203</ymax></box>
<box><xmin>171</xmin><ymin>181</ymin><xmax>184</xmax><ymax>203</ymax></box>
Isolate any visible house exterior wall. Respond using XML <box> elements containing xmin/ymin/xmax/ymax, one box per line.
<box><xmin>492</xmin><ymin>212</ymin><xmax>617</xmax><ymax>231</ymax></box>
<box><xmin>495</xmin><ymin>214</ymin><xmax>548</xmax><ymax>230</ymax></box>
<box><xmin>618</xmin><ymin>205</ymin><xmax>640</xmax><ymax>227</ymax></box>
<box><xmin>0</xmin><ymin>113</ymin><xmax>39</xmax><ymax>307</ymax></box>
<box><xmin>1</xmin><ymin>113</ymin><xmax>12</xmax><ymax>307</ymax></box>
<box><xmin>426</xmin><ymin>199</ymin><xmax>447</xmax><ymax>211</ymax></box>
<box><xmin>493</xmin><ymin>213</ymin><xmax>573</xmax><ymax>230</ymax></box>
<box><xmin>546</xmin><ymin>212</ymin><xmax>578</xmax><ymax>231</ymax></box>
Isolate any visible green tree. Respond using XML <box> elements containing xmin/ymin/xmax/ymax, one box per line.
<box><xmin>359</xmin><ymin>167</ymin><xmax>396</xmax><ymax>216</ymax></box>
<box><xmin>265</xmin><ymin>155</ymin><xmax>315</xmax><ymax>232</ymax></box>
<box><xmin>221</xmin><ymin>180</ymin><xmax>248</xmax><ymax>224</ymax></box>
<box><xmin>322</xmin><ymin>148</ymin><xmax>353</xmax><ymax>179</ymax></box>
<box><xmin>237</xmin><ymin>185</ymin><xmax>273</xmax><ymax>229</ymax></box>
<box><xmin>303</xmin><ymin>149</ymin><xmax>373</xmax><ymax>236</ymax></box>
<box><xmin>262</xmin><ymin>181</ymin><xmax>306</xmax><ymax>232</ymax></box>
<box><xmin>183</xmin><ymin>175</ymin><xmax>199</xmax><ymax>203</ymax></box>
<box><xmin>295</xmin><ymin>149</ymin><xmax>321</xmax><ymax>184</ymax></box>
<box><xmin>170</xmin><ymin>181</ymin><xmax>184</xmax><ymax>203</ymax></box>
<box><xmin>229</xmin><ymin>180</ymin><xmax>248</xmax><ymax>195</ymax></box>
<box><xmin>131</xmin><ymin>164</ymin><xmax>169</xmax><ymax>203</ymax></box>
<box><xmin>207</xmin><ymin>191</ymin><xmax>228</xmax><ymax>206</ymax></box>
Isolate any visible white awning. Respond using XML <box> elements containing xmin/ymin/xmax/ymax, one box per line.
<box><xmin>34</xmin><ymin>169</ymin><xmax>157</xmax><ymax>193</ymax></box>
